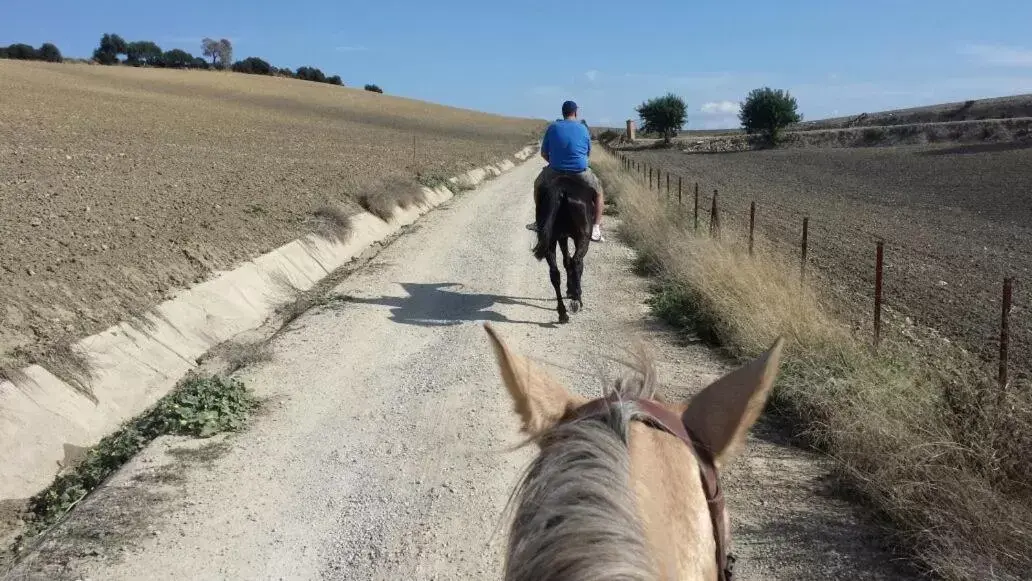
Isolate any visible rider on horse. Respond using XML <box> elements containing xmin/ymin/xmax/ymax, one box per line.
<box><xmin>526</xmin><ymin>100</ymin><xmax>606</xmax><ymax>242</ymax></box>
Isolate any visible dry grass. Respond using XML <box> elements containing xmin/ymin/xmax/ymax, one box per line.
<box><xmin>311</xmin><ymin>205</ymin><xmax>353</xmax><ymax>242</ymax></box>
<box><xmin>222</xmin><ymin>340</ymin><xmax>273</xmax><ymax>373</ymax></box>
<box><xmin>593</xmin><ymin>149</ymin><xmax>1032</xmax><ymax>580</ymax></box>
<box><xmin>272</xmin><ymin>277</ymin><xmax>330</xmax><ymax>327</ymax></box>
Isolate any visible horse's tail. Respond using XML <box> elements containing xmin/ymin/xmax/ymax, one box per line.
<box><xmin>533</xmin><ymin>182</ymin><xmax>562</xmax><ymax>261</ymax></box>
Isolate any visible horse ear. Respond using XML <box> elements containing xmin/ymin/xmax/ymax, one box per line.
<box><xmin>681</xmin><ymin>338</ymin><xmax>784</xmax><ymax>469</ymax></box>
<box><xmin>484</xmin><ymin>323</ymin><xmax>587</xmax><ymax>437</ymax></box>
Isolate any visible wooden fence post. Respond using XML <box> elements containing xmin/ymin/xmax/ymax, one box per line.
<box><xmin>678</xmin><ymin>177</ymin><xmax>683</xmax><ymax>205</ymax></box>
<box><xmin>1000</xmin><ymin>277</ymin><xmax>1014</xmax><ymax>389</ymax></box>
<box><xmin>749</xmin><ymin>201</ymin><xmax>756</xmax><ymax>256</ymax></box>
<box><xmin>800</xmin><ymin>217</ymin><xmax>809</xmax><ymax>280</ymax></box>
<box><xmin>874</xmin><ymin>240</ymin><xmax>884</xmax><ymax>349</ymax></box>
<box><xmin>693</xmin><ymin>183</ymin><xmax>699</xmax><ymax>232</ymax></box>
<box><xmin>710</xmin><ymin>190</ymin><xmax>721</xmax><ymax>239</ymax></box>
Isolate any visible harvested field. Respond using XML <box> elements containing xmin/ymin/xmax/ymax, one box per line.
<box><xmin>0</xmin><ymin>60</ymin><xmax>543</xmax><ymax>369</ymax></box>
<box><xmin>622</xmin><ymin>143</ymin><xmax>1032</xmax><ymax>377</ymax></box>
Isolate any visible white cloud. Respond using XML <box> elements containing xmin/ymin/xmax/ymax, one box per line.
<box><xmin>701</xmin><ymin>100</ymin><xmax>740</xmax><ymax>115</ymax></box>
<box><xmin>960</xmin><ymin>44</ymin><xmax>1032</xmax><ymax>67</ymax></box>
<box><xmin>335</xmin><ymin>46</ymin><xmax>369</xmax><ymax>52</ymax></box>
<box><xmin>696</xmin><ymin>117</ymin><xmax>740</xmax><ymax>130</ymax></box>
<box><xmin>585</xmin><ymin>70</ymin><xmax>599</xmax><ymax>83</ymax></box>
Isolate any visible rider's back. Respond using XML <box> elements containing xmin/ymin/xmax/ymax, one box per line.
<box><xmin>542</xmin><ymin>120</ymin><xmax>590</xmax><ymax>173</ymax></box>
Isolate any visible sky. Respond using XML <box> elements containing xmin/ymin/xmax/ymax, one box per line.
<box><xmin>6</xmin><ymin>0</ymin><xmax>1032</xmax><ymax>129</ymax></box>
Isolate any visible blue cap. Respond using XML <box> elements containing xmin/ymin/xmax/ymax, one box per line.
<box><xmin>561</xmin><ymin>100</ymin><xmax>578</xmax><ymax>117</ymax></box>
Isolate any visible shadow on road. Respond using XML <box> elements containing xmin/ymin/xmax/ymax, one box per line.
<box><xmin>339</xmin><ymin>282</ymin><xmax>558</xmax><ymax>328</ymax></box>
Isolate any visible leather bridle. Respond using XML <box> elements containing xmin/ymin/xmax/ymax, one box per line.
<box><xmin>569</xmin><ymin>394</ymin><xmax>734</xmax><ymax>581</ymax></box>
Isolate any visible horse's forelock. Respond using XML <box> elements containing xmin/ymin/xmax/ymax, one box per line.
<box><xmin>503</xmin><ymin>354</ymin><xmax>661</xmax><ymax>581</ymax></box>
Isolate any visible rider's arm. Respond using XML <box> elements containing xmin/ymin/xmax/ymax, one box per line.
<box><xmin>540</xmin><ymin>125</ymin><xmax>552</xmax><ymax>162</ymax></box>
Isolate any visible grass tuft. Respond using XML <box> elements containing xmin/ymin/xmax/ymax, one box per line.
<box><xmin>311</xmin><ymin>205</ymin><xmax>353</xmax><ymax>242</ymax></box>
<box><xmin>593</xmin><ymin>149</ymin><xmax>1032</xmax><ymax>581</ymax></box>
<box><xmin>222</xmin><ymin>340</ymin><xmax>273</xmax><ymax>373</ymax></box>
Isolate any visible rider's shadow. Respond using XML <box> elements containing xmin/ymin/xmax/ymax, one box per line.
<box><xmin>338</xmin><ymin>282</ymin><xmax>556</xmax><ymax>328</ymax></box>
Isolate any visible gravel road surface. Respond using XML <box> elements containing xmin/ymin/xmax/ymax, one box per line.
<box><xmin>5</xmin><ymin>161</ymin><xmax>914</xmax><ymax>580</ymax></box>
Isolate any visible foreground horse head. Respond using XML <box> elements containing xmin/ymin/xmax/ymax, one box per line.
<box><xmin>532</xmin><ymin>175</ymin><xmax>595</xmax><ymax>324</ymax></box>
<box><xmin>484</xmin><ymin>323</ymin><xmax>784</xmax><ymax>581</ymax></box>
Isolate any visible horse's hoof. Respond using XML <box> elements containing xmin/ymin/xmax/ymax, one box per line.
<box><xmin>570</xmin><ymin>300</ymin><xmax>582</xmax><ymax>314</ymax></box>
<box><xmin>558</xmin><ymin>313</ymin><xmax>570</xmax><ymax>324</ymax></box>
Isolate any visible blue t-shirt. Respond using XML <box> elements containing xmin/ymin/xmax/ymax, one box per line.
<box><xmin>541</xmin><ymin>119</ymin><xmax>591</xmax><ymax>173</ymax></box>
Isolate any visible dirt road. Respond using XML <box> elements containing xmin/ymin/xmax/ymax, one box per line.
<box><xmin>5</xmin><ymin>161</ymin><xmax>913</xmax><ymax>580</ymax></box>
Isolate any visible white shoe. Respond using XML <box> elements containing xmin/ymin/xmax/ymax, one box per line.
<box><xmin>591</xmin><ymin>225</ymin><xmax>605</xmax><ymax>242</ymax></box>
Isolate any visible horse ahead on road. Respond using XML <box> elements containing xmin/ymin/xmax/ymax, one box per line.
<box><xmin>532</xmin><ymin>175</ymin><xmax>594</xmax><ymax>324</ymax></box>
<box><xmin>484</xmin><ymin>323</ymin><xmax>785</xmax><ymax>580</ymax></box>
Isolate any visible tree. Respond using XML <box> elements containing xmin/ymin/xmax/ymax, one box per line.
<box><xmin>125</xmin><ymin>41</ymin><xmax>162</xmax><ymax>66</ymax></box>
<box><xmin>231</xmin><ymin>56</ymin><xmax>272</xmax><ymax>75</ymax></box>
<box><xmin>295</xmin><ymin>66</ymin><xmax>326</xmax><ymax>83</ymax></box>
<box><xmin>201</xmin><ymin>38</ymin><xmax>219</xmax><ymax>66</ymax></box>
<box><xmin>364</xmin><ymin>84</ymin><xmax>383</xmax><ymax>93</ymax></box>
<box><xmin>217</xmin><ymin>39</ymin><xmax>232</xmax><ymax>69</ymax></box>
<box><xmin>39</xmin><ymin>43</ymin><xmax>62</xmax><ymax>62</ymax></box>
<box><xmin>160</xmin><ymin>49</ymin><xmax>195</xmax><ymax>68</ymax></box>
<box><xmin>5</xmin><ymin>43</ymin><xmax>39</xmax><ymax>60</ymax></box>
<box><xmin>191</xmin><ymin>57</ymin><xmax>209</xmax><ymax>70</ymax></box>
<box><xmin>0</xmin><ymin>47</ymin><xmax>7</xmax><ymax>59</ymax></box>
<box><xmin>94</xmin><ymin>33</ymin><xmax>127</xmax><ymax>65</ymax></box>
<box><xmin>635</xmin><ymin>93</ymin><xmax>687</xmax><ymax>143</ymax></box>
<box><xmin>326</xmin><ymin>75</ymin><xmax>343</xmax><ymax>86</ymax></box>
<box><xmin>738</xmin><ymin>87</ymin><xmax>801</xmax><ymax>142</ymax></box>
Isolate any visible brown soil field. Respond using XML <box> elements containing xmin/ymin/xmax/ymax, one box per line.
<box><xmin>0</xmin><ymin>60</ymin><xmax>544</xmax><ymax>370</ymax></box>
<box><xmin>621</xmin><ymin>143</ymin><xmax>1032</xmax><ymax>377</ymax></box>
<box><xmin>792</xmin><ymin>93</ymin><xmax>1032</xmax><ymax>131</ymax></box>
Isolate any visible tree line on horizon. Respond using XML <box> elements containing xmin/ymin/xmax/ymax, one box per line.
<box><xmin>596</xmin><ymin>88</ymin><xmax>801</xmax><ymax>145</ymax></box>
<box><xmin>0</xmin><ymin>34</ymin><xmax>385</xmax><ymax>94</ymax></box>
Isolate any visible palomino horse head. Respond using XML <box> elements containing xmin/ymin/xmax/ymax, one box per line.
<box><xmin>484</xmin><ymin>323</ymin><xmax>784</xmax><ymax>581</ymax></box>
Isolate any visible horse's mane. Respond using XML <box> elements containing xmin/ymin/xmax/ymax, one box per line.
<box><xmin>504</xmin><ymin>352</ymin><xmax>661</xmax><ymax>581</ymax></box>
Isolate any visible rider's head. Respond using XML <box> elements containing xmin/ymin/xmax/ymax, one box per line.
<box><xmin>561</xmin><ymin>100</ymin><xmax>578</xmax><ymax>120</ymax></box>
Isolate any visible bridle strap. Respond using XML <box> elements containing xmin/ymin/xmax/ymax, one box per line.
<box><xmin>572</xmin><ymin>395</ymin><xmax>732</xmax><ymax>581</ymax></box>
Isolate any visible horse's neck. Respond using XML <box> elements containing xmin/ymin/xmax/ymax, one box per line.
<box><xmin>628</xmin><ymin>423</ymin><xmax>717</xmax><ymax>581</ymax></box>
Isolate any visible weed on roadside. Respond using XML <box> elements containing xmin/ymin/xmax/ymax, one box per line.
<box><xmin>14</xmin><ymin>375</ymin><xmax>258</xmax><ymax>547</ymax></box>
<box><xmin>222</xmin><ymin>340</ymin><xmax>273</xmax><ymax>373</ymax></box>
<box><xmin>311</xmin><ymin>205</ymin><xmax>353</xmax><ymax>242</ymax></box>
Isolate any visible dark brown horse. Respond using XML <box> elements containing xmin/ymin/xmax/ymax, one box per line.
<box><xmin>532</xmin><ymin>175</ymin><xmax>595</xmax><ymax>324</ymax></box>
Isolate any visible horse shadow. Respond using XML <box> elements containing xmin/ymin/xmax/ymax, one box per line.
<box><xmin>338</xmin><ymin>282</ymin><xmax>557</xmax><ymax>328</ymax></box>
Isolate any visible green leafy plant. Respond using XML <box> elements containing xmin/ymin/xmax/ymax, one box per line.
<box><xmin>22</xmin><ymin>375</ymin><xmax>258</xmax><ymax>535</ymax></box>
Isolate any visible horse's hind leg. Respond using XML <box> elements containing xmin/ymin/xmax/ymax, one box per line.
<box><xmin>570</xmin><ymin>235</ymin><xmax>589</xmax><ymax>310</ymax></box>
<box><xmin>545</xmin><ymin>247</ymin><xmax>569</xmax><ymax>324</ymax></box>
<box><xmin>560</xmin><ymin>238</ymin><xmax>574</xmax><ymax>299</ymax></box>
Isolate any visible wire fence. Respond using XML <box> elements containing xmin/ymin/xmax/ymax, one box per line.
<box><xmin>601</xmin><ymin>143</ymin><xmax>1018</xmax><ymax>390</ymax></box>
